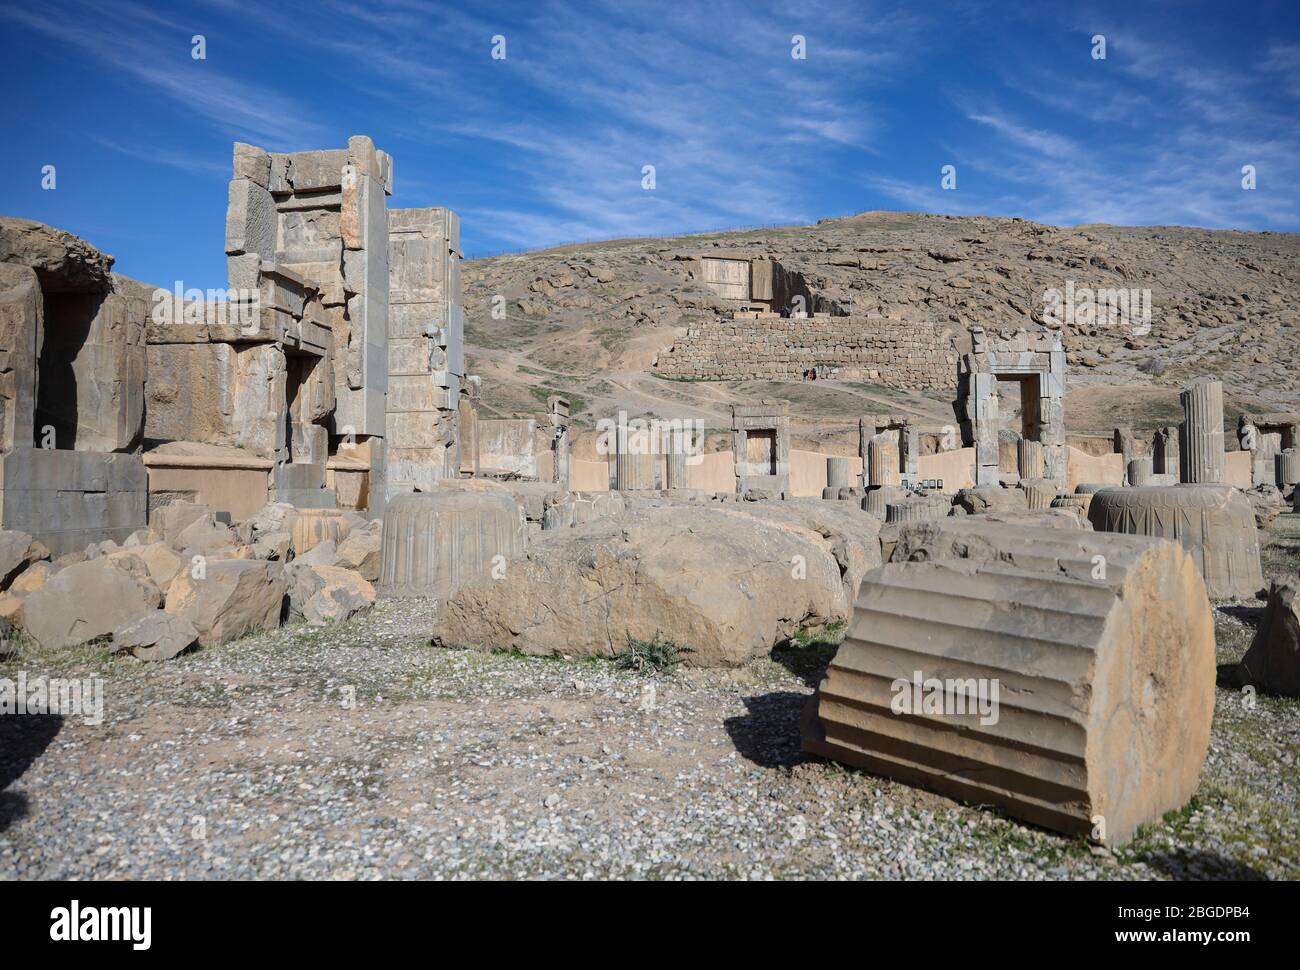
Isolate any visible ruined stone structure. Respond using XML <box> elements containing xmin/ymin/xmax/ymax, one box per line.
<box><xmin>956</xmin><ymin>328</ymin><xmax>1066</xmax><ymax>489</ymax></box>
<box><xmin>804</xmin><ymin>518</ymin><xmax>1216</xmax><ymax>845</ymax></box>
<box><xmin>654</xmin><ymin>312</ymin><xmax>956</xmax><ymax>389</ymax></box>
<box><xmin>0</xmin><ymin>134</ymin><xmax>467</xmax><ymax>553</ymax></box>
<box><xmin>732</xmin><ymin>403</ymin><xmax>790</xmax><ymax>495</ymax></box>
<box><xmin>0</xmin><ymin>221</ymin><xmax>148</xmax><ymax>554</ymax></box>
<box><xmin>1238</xmin><ymin>411</ymin><xmax>1300</xmax><ymax>487</ymax></box>
<box><xmin>386</xmin><ymin>207</ymin><xmax>465</xmax><ymax>504</ymax></box>
<box><xmin>548</xmin><ymin>395</ymin><xmax>571</xmax><ymax>490</ymax></box>
<box><xmin>860</xmin><ymin>414</ymin><xmax>918</xmax><ymax>484</ymax></box>
<box><xmin>683</xmin><ymin>252</ymin><xmax>814</xmax><ymax>313</ymax></box>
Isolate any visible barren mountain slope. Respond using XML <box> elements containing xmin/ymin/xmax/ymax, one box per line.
<box><xmin>463</xmin><ymin>211</ymin><xmax>1299</xmax><ymax>441</ymax></box>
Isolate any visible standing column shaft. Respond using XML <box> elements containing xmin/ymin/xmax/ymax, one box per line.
<box><xmin>1179</xmin><ymin>378</ymin><xmax>1225</xmax><ymax>484</ymax></box>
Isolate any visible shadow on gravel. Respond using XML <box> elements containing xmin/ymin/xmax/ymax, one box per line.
<box><xmin>769</xmin><ymin>641</ymin><xmax>837</xmax><ymax>688</ymax></box>
<box><xmin>1140</xmin><ymin>848</ymin><xmax>1270</xmax><ymax>881</ymax></box>
<box><xmin>1218</xmin><ymin>604</ymin><xmax>1265</xmax><ymax>626</ymax></box>
<box><xmin>724</xmin><ymin>692</ymin><xmax>808</xmax><ymax>768</ymax></box>
<box><xmin>0</xmin><ymin>713</ymin><xmax>62</xmax><ymax>832</ymax></box>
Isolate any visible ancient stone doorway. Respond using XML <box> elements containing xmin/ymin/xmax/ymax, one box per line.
<box><xmin>746</xmin><ymin>428</ymin><xmax>777</xmax><ymax>475</ymax></box>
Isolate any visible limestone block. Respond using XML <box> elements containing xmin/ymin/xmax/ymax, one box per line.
<box><xmin>164</xmin><ymin>560</ymin><xmax>286</xmax><ymax>646</ymax></box>
<box><xmin>379</xmin><ymin>490</ymin><xmax>526</xmax><ymax>598</ymax></box>
<box><xmin>9</xmin><ymin>560</ymin><xmax>56</xmax><ymax>596</ymax></box>
<box><xmin>0</xmin><ymin>448</ymin><xmax>147</xmax><ymax>555</ymax></box>
<box><xmin>954</xmin><ymin>485</ymin><xmax>1029</xmax><ymax>515</ymax></box>
<box><xmin>433</xmin><ymin>504</ymin><xmax>866</xmax><ymax>667</ymax></box>
<box><xmin>0</xmin><ymin>216</ymin><xmax>114</xmax><ymax>292</ymax></box>
<box><xmin>112</xmin><ymin>613</ymin><xmax>199</xmax><ymax>661</ymax></box>
<box><xmin>23</xmin><ymin>558</ymin><xmax>160</xmax><ymax>649</ymax></box>
<box><xmin>1087</xmin><ymin>485</ymin><xmax>1263</xmax><ymax>599</ymax></box>
<box><xmin>232</xmin><ymin>142</ymin><xmax>270</xmax><ymax>189</ymax></box>
<box><xmin>303</xmin><ymin>565</ymin><xmax>375</xmax><ymax>626</ymax></box>
<box><xmin>105</xmin><ymin>543</ymin><xmax>184</xmax><ymax>592</ymax></box>
<box><xmin>335</xmin><ymin>529</ymin><xmax>382</xmax><ymax>581</ymax></box>
<box><xmin>150</xmin><ymin>502</ymin><xmax>215</xmax><ymax>546</ymax></box>
<box><xmin>224</xmin><ymin>178</ymin><xmax>274</xmax><ymax>260</ymax></box>
<box><xmin>1225</xmin><ymin>578</ymin><xmax>1300</xmax><ymax>696</ymax></box>
<box><xmin>805</xmin><ymin>518</ymin><xmax>1215</xmax><ymax>845</ymax></box>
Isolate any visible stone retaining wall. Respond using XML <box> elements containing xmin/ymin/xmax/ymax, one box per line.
<box><xmin>654</xmin><ymin>314</ymin><xmax>958</xmax><ymax>391</ymax></box>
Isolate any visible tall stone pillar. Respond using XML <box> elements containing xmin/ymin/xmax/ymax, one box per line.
<box><xmin>1277</xmin><ymin>449</ymin><xmax>1299</xmax><ymax>489</ymax></box>
<box><xmin>868</xmin><ymin>434</ymin><xmax>901</xmax><ymax>488</ymax></box>
<box><xmin>665</xmin><ymin>453</ymin><xmax>687</xmax><ymax>490</ymax></box>
<box><xmin>1179</xmin><ymin>378</ymin><xmax>1225</xmax><ymax>484</ymax></box>
<box><xmin>1017</xmin><ymin>439</ymin><xmax>1044</xmax><ymax>479</ymax></box>
<box><xmin>613</xmin><ymin>422</ymin><xmax>653</xmax><ymax>490</ymax></box>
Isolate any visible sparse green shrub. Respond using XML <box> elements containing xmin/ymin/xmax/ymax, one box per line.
<box><xmin>613</xmin><ymin>632</ymin><xmax>693</xmax><ymax>674</ymax></box>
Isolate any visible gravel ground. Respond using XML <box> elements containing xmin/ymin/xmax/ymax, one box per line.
<box><xmin>1</xmin><ymin>516</ymin><xmax>1298</xmax><ymax>881</ymax></box>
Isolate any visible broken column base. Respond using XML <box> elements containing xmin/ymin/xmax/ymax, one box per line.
<box><xmin>1087</xmin><ymin>485</ymin><xmax>1264</xmax><ymax>599</ymax></box>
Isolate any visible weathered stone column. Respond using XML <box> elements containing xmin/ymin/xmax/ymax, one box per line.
<box><xmin>613</xmin><ymin>422</ymin><xmax>654</xmax><ymax>490</ymax></box>
<box><xmin>867</xmin><ymin>433</ymin><xmax>901</xmax><ymax>488</ymax></box>
<box><xmin>1277</xmin><ymin>449</ymin><xmax>1299</xmax><ymax>489</ymax></box>
<box><xmin>827</xmin><ymin>457</ymin><xmax>850</xmax><ymax>488</ymax></box>
<box><xmin>665</xmin><ymin>452</ymin><xmax>688</xmax><ymax>490</ymax></box>
<box><xmin>1178</xmin><ymin>378</ymin><xmax>1225</xmax><ymax>484</ymax></box>
<box><xmin>1017</xmin><ymin>439</ymin><xmax>1044</xmax><ymax>479</ymax></box>
<box><xmin>1127</xmin><ymin>457</ymin><xmax>1154</xmax><ymax>487</ymax></box>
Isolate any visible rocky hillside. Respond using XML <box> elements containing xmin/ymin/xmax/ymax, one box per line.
<box><xmin>463</xmin><ymin>211</ymin><xmax>1299</xmax><ymax>443</ymax></box>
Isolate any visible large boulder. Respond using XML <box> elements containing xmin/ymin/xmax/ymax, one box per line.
<box><xmin>105</xmin><ymin>543</ymin><xmax>184</xmax><ymax>592</ymax></box>
<box><xmin>304</xmin><ymin>568</ymin><xmax>376</xmax><ymax>626</ymax></box>
<box><xmin>235</xmin><ymin>502</ymin><xmax>297</xmax><ymax>544</ymax></box>
<box><xmin>112</xmin><ymin>613</ymin><xmax>200</xmax><ymax>662</ymax></box>
<box><xmin>433</xmin><ymin>504</ymin><xmax>875</xmax><ymax>667</ymax></box>
<box><xmin>22</xmin><ymin>559</ymin><xmax>161</xmax><ymax>649</ymax></box>
<box><xmin>0</xmin><ymin>530</ymin><xmax>50</xmax><ymax>590</ymax></box>
<box><xmin>1222</xmin><ymin>578</ymin><xmax>1300</xmax><ymax>696</ymax></box>
<box><xmin>150</xmin><ymin>502</ymin><xmax>217</xmax><ymax>547</ymax></box>
<box><xmin>164</xmin><ymin>560</ymin><xmax>286</xmax><ymax>646</ymax></box>
<box><xmin>335</xmin><ymin>530</ymin><xmax>381</xmax><ymax>581</ymax></box>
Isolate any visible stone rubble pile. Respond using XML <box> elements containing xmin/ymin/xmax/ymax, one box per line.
<box><xmin>0</xmin><ymin>500</ymin><xmax>382</xmax><ymax>659</ymax></box>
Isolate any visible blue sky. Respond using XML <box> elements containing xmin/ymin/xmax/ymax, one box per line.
<box><xmin>2</xmin><ymin>0</ymin><xmax>1298</xmax><ymax>289</ymax></box>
